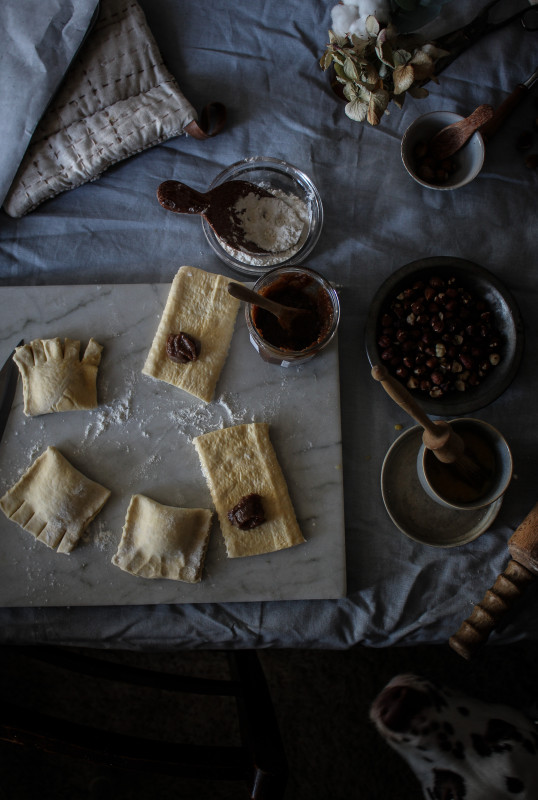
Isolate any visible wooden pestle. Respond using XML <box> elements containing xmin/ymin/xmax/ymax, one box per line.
<box><xmin>372</xmin><ymin>365</ymin><xmax>466</xmax><ymax>463</ymax></box>
<box><xmin>449</xmin><ymin>502</ymin><xmax>538</xmax><ymax>660</ymax></box>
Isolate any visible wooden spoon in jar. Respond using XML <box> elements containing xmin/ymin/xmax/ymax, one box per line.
<box><xmin>227</xmin><ymin>282</ymin><xmax>315</xmax><ymax>333</ymax></box>
<box><xmin>428</xmin><ymin>104</ymin><xmax>495</xmax><ymax>161</ymax></box>
<box><xmin>157</xmin><ymin>179</ymin><xmax>275</xmax><ymax>255</ymax></box>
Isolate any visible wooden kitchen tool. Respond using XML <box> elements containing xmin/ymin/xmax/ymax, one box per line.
<box><xmin>428</xmin><ymin>104</ymin><xmax>494</xmax><ymax>161</ymax></box>
<box><xmin>157</xmin><ymin>179</ymin><xmax>274</xmax><ymax>255</ymax></box>
<box><xmin>371</xmin><ymin>364</ymin><xmax>483</xmax><ymax>483</ymax></box>
<box><xmin>449</xmin><ymin>502</ymin><xmax>538</xmax><ymax>660</ymax></box>
<box><xmin>480</xmin><ymin>66</ymin><xmax>538</xmax><ymax>141</ymax></box>
<box><xmin>227</xmin><ymin>283</ymin><xmax>314</xmax><ymax>333</ymax></box>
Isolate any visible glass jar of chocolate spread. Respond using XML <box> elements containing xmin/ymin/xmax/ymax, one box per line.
<box><xmin>245</xmin><ymin>266</ymin><xmax>340</xmax><ymax>366</ymax></box>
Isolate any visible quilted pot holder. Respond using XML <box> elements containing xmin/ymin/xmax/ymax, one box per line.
<box><xmin>3</xmin><ymin>0</ymin><xmax>220</xmax><ymax>217</ymax></box>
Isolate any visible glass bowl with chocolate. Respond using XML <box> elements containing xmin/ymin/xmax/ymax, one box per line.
<box><xmin>365</xmin><ymin>257</ymin><xmax>524</xmax><ymax>415</ymax></box>
<box><xmin>246</xmin><ymin>266</ymin><xmax>340</xmax><ymax>366</ymax></box>
<box><xmin>202</xmin><ymin>157</ymin><xmax>323</xmax><ymax>276</ymax></box>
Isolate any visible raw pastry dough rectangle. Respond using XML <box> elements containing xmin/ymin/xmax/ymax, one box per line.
<box><xmin>0</xmin><ymin>446</ymin><xmax>110</xmax><ymax>554</ymax></box>
<box><xmin>142</xmin><ymin>266</ymin><xmax>240</xmax><ymax>403</ymax></box>
<box><xmin>112</xmin><ymin>494</ymin><xmax>212</xmax><ymax>583</ymax></box>
<box><xmin>193</xmin><ymin>422</ymin><xmax>305</xmax><ymax>558</ymax></box>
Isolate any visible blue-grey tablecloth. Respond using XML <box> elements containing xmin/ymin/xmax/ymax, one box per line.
<box><xmin>1</xmin><ymin>0</ymin><xmax>537</xmax><ymax>648</ymax></box>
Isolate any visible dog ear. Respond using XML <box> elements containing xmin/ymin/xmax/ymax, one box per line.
<box><xmin>430</xmin><ymin>768</ymin><xmax>466</xmax><ymax>800</ymax></box>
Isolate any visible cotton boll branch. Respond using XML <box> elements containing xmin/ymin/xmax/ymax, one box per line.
<box><xmin>320</xmin><ymin>16</ymin><xmax>448</xmax><ymax>125</ymax></box>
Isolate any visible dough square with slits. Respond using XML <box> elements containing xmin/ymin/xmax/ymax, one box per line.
<box><xmin>142</xmin><ymin>266</ymin><xmax>241</xmax><ymax>403</ymax></box>
<box><xmin>0</xmin><ymin>446</ymin><xmax>111</xmax><ymax>554</ymax></box>
<box><xmin>112</xmin><ymin>494</ymin><xmax>212</xmax><ymax>582</ymax></box>
<box><xmin>13</xmin><ymin>337</ymin><xmax>103</xmax><ymax>416</ymax></box>
<box><xmin>193</xmin><ymin>422</ymin><xmax>305</xmax><ymax>558</ymax></box>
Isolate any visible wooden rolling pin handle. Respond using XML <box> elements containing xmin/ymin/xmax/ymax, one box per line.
<box><xmin>449</xmin><ymin>559</ymin><xmax>536</xmax><ymax>660</ymax></box>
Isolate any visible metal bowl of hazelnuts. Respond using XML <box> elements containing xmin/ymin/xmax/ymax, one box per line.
<box><xmin>401</xmin><ymin>111</ymin><xmax>485</xmax><ymax>190</ymax></box>
<box><xmin>365</xmin><ymin>257</ymin><xmax>524</xmax><ymax>416</ymax></box>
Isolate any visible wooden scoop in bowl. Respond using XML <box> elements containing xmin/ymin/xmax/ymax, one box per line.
<box><xmin>428</xmin><ymin>104</ymin><xmax>494</xmax><ymax>161</ymax></box>
<box><xmin>371</xmin><ymin>364</ymin><xmax>486</xmax><ymax>486</ymax></box>
<box><xmin>157</xmin><ymin>179</ymin><xmax>275</xmax><ymax>255</ymax></box>
<box><xmin>227</xmin><ymin>282</ymin><xmax>315</xmax><ymax>333</ymax></box>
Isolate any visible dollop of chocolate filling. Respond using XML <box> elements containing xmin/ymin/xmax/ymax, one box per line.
<box><xmin>227</xmin><ymin>493</ymin><xmax>266</xmax><ymax>530</ymax></box>
<box><xmin>166</xmin><ymin>332</ymin><xmax>199</xmax><ymax>364</ymax></box>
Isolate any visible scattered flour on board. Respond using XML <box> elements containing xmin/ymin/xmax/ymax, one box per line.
<box><xmin>82</xmin><ymin>377</ymin><xmax>135</xmax><ymax>444</ymax></box>
<box><xmin>84</xmin><ymin>518</ymin><xmax>115</xmax><ymax>551</ymax></box>
<box><xmin>167</xmin><ymin>392</ymin><xmax>251</xmax><ymax>438</ymax></box>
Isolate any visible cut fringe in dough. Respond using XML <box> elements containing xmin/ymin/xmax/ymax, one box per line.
<box><xmin>112</xmin><ymin>494</ymin><xmax>213</xmax><ymax>582</ymax></box>
<box><xmin>0</xmin><ymin>446</ymin><xmax>111</xmax><ymax>554</ymax></box>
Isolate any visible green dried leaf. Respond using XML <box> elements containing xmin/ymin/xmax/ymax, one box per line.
<box><xmin>321</xmin><ymin>17</ymin><xmax>446</xmax><ymax>126</ymax></box>
<box><xmin>350</xmin><ymin>34</ymin><xmax>369</xmax><ymax>54</ymax></box>
<box><xmin>343</xmin><ymin>82</ymin><xmax>358</xmax><ymax>102</ymax></box>
<box><xmin>393</xmin><ymin>49</ymin><xmax>411</xmax><ymax>66</ymax></box>
<box><xmin>333</xmin><ymin>62</ymin><xmax>346</xmax><ymax>80</ymax></box>
<box><xmin>328</xmin><ymin>30</ymin><xmax>348</xmax><ymax>47</ymax></box>
<box><xmin>344</xmin><ymin>57</ymin><xmax>360</xmax><ymax>82</ymax></box>
<box><xmin>393</xmin><ymin>64</ymin><xmax>414</xmax><ymax>94</ymax></box>
<box><xmin>365</xmin><ymin>15</ymin><xmax>380</xmax><ymax>37</ymax></box>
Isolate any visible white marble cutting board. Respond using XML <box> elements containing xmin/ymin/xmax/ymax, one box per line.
<box><xmin>0</xmin><ymin>282</ymin><xmax>346</xmax><ymax>607</ymax></box>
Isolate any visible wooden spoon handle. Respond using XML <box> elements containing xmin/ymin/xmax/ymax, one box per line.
<box><xmin>157</xmin><ymin>180</ymin><xmax>209</xmax><ymax>215</ymax></box>
<box><xmin>227</xmin><ymin>282</ymin><xmax>294</xmax><ymax>319</ymax></box>
<box><xmin>371</xmin><ymin>364</ymin><xmax>441</xmax><ymax>435</ymax></box>
<box><xmin>371</xmin><ymin>365</ymin><xmax>464</xmax><ymax>461</ymax></box>
<box><xmin>457</xmin><ymin>103</ymin><xmax>494</xmax><ymax>133</ymax></box>
<box><xmin>449</xmin><ymin>559</ymin><xmax>535</xmax><ymax>659</ymax></box>
<box><xmin>479</xmin><ymin>84</ymin><xmax>528</xmax><ymax>141</ymax></box>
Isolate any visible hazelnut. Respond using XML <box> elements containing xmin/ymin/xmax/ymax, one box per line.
<box><xmin>377</xmin><ymin>273</ymin><xmax>502</xmax><ymax>399</ymax></box>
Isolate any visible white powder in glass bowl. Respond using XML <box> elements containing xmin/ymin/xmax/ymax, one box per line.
<box><xmin>217</xmin><ymin>189</ymin><xmax>310</xmax><ymax>267</ymax></box>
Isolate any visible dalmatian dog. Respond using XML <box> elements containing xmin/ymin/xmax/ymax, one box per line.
<box><xmin>370</xmin><ymin>674</ymin><xmax>538</xmax><ymax>800</ymax></box>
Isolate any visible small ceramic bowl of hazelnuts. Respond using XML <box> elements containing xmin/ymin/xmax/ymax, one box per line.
<box><xmin>365</xmin><ymin>256</ymin><xmax>525</xmax><ymax>416</ymax></box>
<box><xmin>401</xmin><ymin>110</ymin><xmax>485</xmax><ymax>190</ymax></box>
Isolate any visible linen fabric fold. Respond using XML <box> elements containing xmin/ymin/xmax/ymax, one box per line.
<box><xmin>3</xmin><ymin>0</ymin><xmax>198</xmax><ymax>217</ymax></box>
<box><xmin>0</xmin><ymin>0</ymin><xmax>100</xmax><ymax>209</ymax></box>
